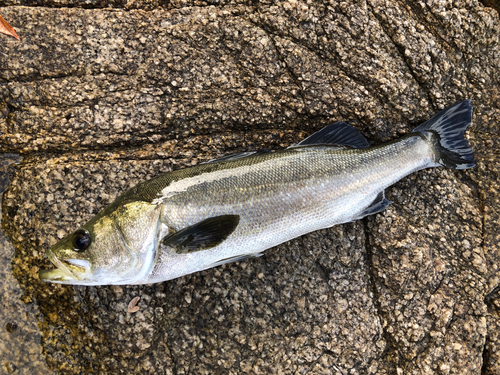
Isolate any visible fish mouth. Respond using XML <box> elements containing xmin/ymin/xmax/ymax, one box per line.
<box><xmin>39</xmin><ymin>248</ymin><xmax>91</xmax><ymax>283</ymax></box>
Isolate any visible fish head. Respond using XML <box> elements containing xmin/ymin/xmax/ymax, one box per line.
<box><xmin>40</xmin><ymin>200</ymin><xmax>163</xmax><ymax>285</ymax></box>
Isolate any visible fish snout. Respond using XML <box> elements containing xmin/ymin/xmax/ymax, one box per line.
<box><xmin>39</xmin><ymin>248</ymin><xmax>91</xmax><ymax>283</ymax></box>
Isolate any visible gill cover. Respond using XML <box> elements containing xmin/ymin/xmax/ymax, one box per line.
<box><xmin>40</xmin><ymin>201</ymin><xmax>163</xmax><ymax>285</ymax></box>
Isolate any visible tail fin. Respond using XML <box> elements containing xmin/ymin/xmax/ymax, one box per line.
<box><xmin>413</xmin><ymin>100</ymin><xmax>476</xmax><ymax>170</ymax></box>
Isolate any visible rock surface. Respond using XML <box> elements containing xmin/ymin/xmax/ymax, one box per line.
<box><xmin>0</xmin><ymin>0</ymin><xmax>499</xmax><ymax>374</ymax></box>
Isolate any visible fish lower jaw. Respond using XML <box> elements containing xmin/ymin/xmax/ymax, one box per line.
<box><xmin>39</xmin><ymin>249</ymin><xmax>90</xmax><ymax>283</ymax></box>
<box><xmin>39</xmin><ymin>268</ymin><xmax>78</xmax><ymax>283</ymax></box>
<box><xmin>39</xmin><ymin>265</ymin><xmax>95</xmax><ymax>284</ymax></box>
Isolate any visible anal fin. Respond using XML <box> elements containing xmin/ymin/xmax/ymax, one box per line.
<box><xmin>203</xmin><ymin>252</ymin><xmax>264</xmax><ymax>270</ymax></box>
<box><xmin>353</xmin><ymin>191</ymin><xmax>392</xmax><ymax>220</ymax></box>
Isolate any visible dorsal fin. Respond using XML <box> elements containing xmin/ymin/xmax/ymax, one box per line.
<box><xmin>201</xmin><ymin>150</ymin><xmax>270</xmax><ymax>165</ymax></box>
<box><xmin>289</xmin><ymin>122</ymin><xmax>370</xmax><ymax>149</ymax></box>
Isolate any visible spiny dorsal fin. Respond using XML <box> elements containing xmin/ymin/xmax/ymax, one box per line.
<box><xmin>201</xmin><ymin>150</ymin><xmax>270</xmax><ymax>165</ymax></box>
<box><xmin>162</xmin><ymin>215</ymin><xmax>240</xmax><ymax>254</ymax></box>
<box><xmin>289</xmin><ymin>122</ymin><xmax>370</xmax><ymax>149</ymax></box>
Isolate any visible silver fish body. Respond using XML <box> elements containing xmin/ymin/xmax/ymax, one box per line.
<box><xmin>145</xmin><ymin>136</ymin><xmax>429</xmax><ymax>283</ymax></box>
<box><xmin>40</xmin><ymin>100</ymin><xmax>475</xmax><ymax>285</ymax></box>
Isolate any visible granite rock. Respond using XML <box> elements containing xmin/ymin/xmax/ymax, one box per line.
<box><xmin>1</xmin><ymin>0</ymin><xmax>499</xmax><ymax>374</ymax></box>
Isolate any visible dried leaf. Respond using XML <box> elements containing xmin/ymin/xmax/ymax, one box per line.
<box><xmin>0</xmin><ymin>14</ymin><xmax>20</xmax><ymax>41</ymax></box>
<box><xmin>127</xmin><ymin>296</ymin><xmax>141</xmax><ymax>313</ymax></box>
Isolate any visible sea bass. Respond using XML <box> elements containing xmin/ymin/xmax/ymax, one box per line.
<box><xmin>40</xmin><ymin>100</ymin><xmax>475</xmax><ymax>285</ymax></box>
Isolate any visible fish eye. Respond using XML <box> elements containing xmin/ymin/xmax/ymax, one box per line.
<box><xmin>72</xmin><ymin>229</ymin><xmax>91</xmax><ymax>252</ymax></box>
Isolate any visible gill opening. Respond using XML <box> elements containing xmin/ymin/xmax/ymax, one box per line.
<box><xmin>115</xmin><ymin>224</ymin><xmax>139</xmax><ymax>283</ymax></box>
<box><xmin>129</xmin><ymin>209</ymin><xmax>165</xmax><ymax>284</ymax></box>
<box><xmin>140</xmin><ymin>213</ymin><xmax>165</xmax><ymax>281</ymax></box>
<box><xmin>113</xmin><ymin>208</ymin><xmax>164</xmax><ymax>285</ymax></box>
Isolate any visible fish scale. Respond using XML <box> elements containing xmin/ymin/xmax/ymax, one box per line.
<box><xmin>144</xmin><ymin>135</ymin><xmax>432</xmax><ymax>283</ymax></box>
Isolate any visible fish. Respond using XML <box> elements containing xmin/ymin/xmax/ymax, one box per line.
<box><xmin>39</xmin><ymin>100</ymin><xmax>475</xmax><ymax>285</ymax></box>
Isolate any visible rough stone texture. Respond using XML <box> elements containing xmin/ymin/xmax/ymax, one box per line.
<box><xmin>0</xmin><ymin>0</ymin><xmax>499</xmax><ymax>374</ymax></box>
<box><xmin>0</xmin><ymin>154</ymin><xmax>54</xmax><ymax>375</ymax></box>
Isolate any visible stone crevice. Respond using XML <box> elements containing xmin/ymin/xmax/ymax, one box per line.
<box><xmin>362</xmin><ymin>217</ymin><xmax>400</xmax><ymax>369</ymax></box>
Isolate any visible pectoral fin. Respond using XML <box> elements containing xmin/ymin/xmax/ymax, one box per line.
<box><xmin>162</xmin><ymin>215</ymin><xmax>240</xmax><ymax>254</ymax></box>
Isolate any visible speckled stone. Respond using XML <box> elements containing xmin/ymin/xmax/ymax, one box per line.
<box><xmin>1</xmin><ymin>0</ymin><xmax>499</xmax><ymax>374</ymax></box>
<box><xmin>0</xmin><ymin>154</ymin><xmax>54</xmax><ymax>375</ymax></box>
